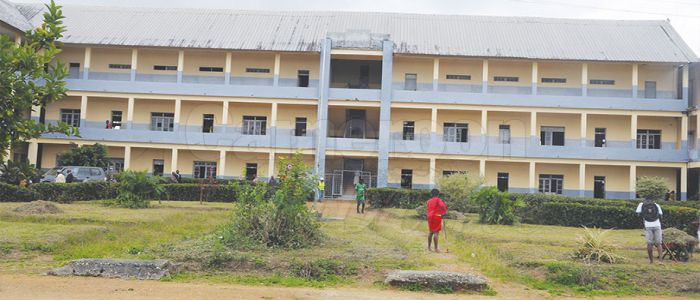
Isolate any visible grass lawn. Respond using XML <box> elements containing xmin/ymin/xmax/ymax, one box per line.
<box><xmin>1</xmin><ymin>200</ymin><xmax>699</xmax><ymax>297</ymax></box>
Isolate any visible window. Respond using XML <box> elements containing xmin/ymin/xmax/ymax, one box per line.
<box><xmin>539</xmin><ymin>174</ymin><xmax>563</xmax><ymax>194</ymax></box>
<box><xmin>202</xmin><ymin>114</ymin><xmax>214</xmax><ymax>133</ymax></box>
<box><xmin>245</xmin><ymin>163</ymin><xmax>258</xmax><ymax>180</ymax></box>
<box><xmin>590</xmin><ymin>79</ymin><xmax>615</xmax><ymax>85</ymax></box>
<box><xmin>77</xmin><ymin>167</ymin><xmax>90</xmax><ymax>177</ymax></box>
<box><xmin>150</xmin><ymin>112</ymin><xmax>174</xmax><ymax>132</ymax></box>
<box><xmin>246</xmin><ymin>68</ymin><xmax>270</xmax><ymax>73</ymax></box>
<box><xmin>594</xmin><ymin>176</ymin><xmax>606</xmax><ymax>199</ymax></box>
<box><xmin>403</xmin><ymin>121</ymin><xmax>415</xmax><ymax>141</ymax></box>
<box><xmin>153</xmin><ymin>65</ymin><xmax>177</xmax><ymax>71</ymax></box>
<box><xmin>68</xmin><ymin>62</ymin><xmax>80</xmax><ymax>79</ymax></box>
<box><xmin>242</xmin><ymin>116</ymin><xmax>267</xmax><ymax>135</ymax></box>
<box><xmin>295</xmin><ymin>117</ymin><xmax>307</xmax><ymax>137</ymax></box>
<box><xmin>90</xmin><ymin>168</ymin><xmax>102</xmax><ymax>176</ymax></box>
<box><xmin>498</xmin><ymin>124</ymin><xmax>511</xmax><ymax>144</ymax></box>
<box><xmin>107</xmin><ymin>158</ymin><xmax>124</xmax><ymax>173</ymax></box>
<box><xmin>108</xmin><ymin>64</ymin><xmax>131</xmax><ymax>69</ymax></box>
<box><xmin>494</xmin><ymin>76</ymin><xmax>519</xmax><ymax>82</ymax></box>
<box><xmin>446</xmin><ymin>74</ymin><xmax>471</xmax><ymax>80</ymax></box>
<box><xmin>443</xmin><ymin>170</ymin><xmax>465</xmax><ymax>177</ymax></box>
<box><xmin>497</xmin><ymin>172</ymin><xmax>509</xmax><ymax>192</ymax></box>
<box><xmin>199</xmin><ymin>66</ymin><xmax>223</xmax><ymax>72</ymax></box>
<box><xmin>193</xmin><ymin>161</ymin><xmax>217</xmax><ymax>179</ymax></box>
<box><xmin>404</xmin><ymin>73</ymin><xmax>417</xmax><ymax>91</ymax></box>
<box><xmin>644</xmin><ymin>81</ymin><xmax>657</xmax><ymax>99</ymax></box>
<box><xmin>60</xmin><ymin>109</ymin><xmax>80</xmax><ymax>127</ymax></box>
<box><xmin>541</xmin><ymin>77</ymin><xmax>567</xmax><ymax>83</ymax></box>
<box><xmin>400</xmin><ymin>169</ymin><xmax>413</xmax><ymax>189</ymax></box>
<box><xmin>636</xmin><ymin>129</ymin><xmax>661</xmax><ymax>149</ymax></box>
<box><xmin>152</xmin><ymin>160</ymin><xmax>164</xmax><ymax>176</ymax></box>
<box><xmin>111</xmin><ymin>111</ymin><xmax>123</xmax><ymax>128</ymax></box>
<box><xmin>443</xmin><ymin>123</ymin><xmax>468</xmax><ymax>143</ymax></box>
<box><xmin>540</xmin><ymin>126</ymin><xmax>565</xmax><ymax>146</ymax></box>
<box><xmin>594</xmin><ymin>128</ymin><xmax>606</xmax><ymax>147</ymax></box>
<box><xmin>297</xmin><ymin>70</ymin><xmax>310</xmax><ymax>87</ymax></box>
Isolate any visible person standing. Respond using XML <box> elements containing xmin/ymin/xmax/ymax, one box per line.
<box><xmin>55</xmin><ymin>171</ymin><xmax>66</xmax><ymax>183</ymax></box>
<box><xmin>175</xmin><ymin>170</ymin><xmax>182</xmax><ymax>183</ymax></box>
<box><xmin>65</xmin><ymin>169</ymin><xmax>76</xmax><ymax>183</ymax></box>
<box><xmin>426</xmin><ymin>189</ymin><xmax>448</xmax><ymax>252</ymax></box>
<box><xmin>317</xmin><ymin>179</ymin><xmax>325</xmax><ymax>202</ymax></box>
<box><xmin>636</xmin><ymin>198</ymin><xmax>663</xmax><ymax>263</ymax></box>
<box><xmin>355</xmin><ymin>179</ymin><xmax>367</xmax><ymax>214</ymax></box>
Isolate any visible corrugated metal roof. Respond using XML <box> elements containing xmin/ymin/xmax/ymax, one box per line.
<box><xmin>13</xmin><ymin>3</ymin><xmax>698</xmax><ymax>63</ymax></box>
<box><xmin>0</xmin><ymin>0</ymin><xmax>32</xmax><ymax>31</ymax></box>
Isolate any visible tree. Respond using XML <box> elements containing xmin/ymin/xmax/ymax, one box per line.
<box><xmin>0</xmin><ymin>160</ymin><xmax>39</xmax><ymax>185</ymax></box>
<box><xmin>0</xmin><ymin>0</ymin><xmax>77</xmax><ymax>162</ymax></box>
<box><xmin>636</xmin><ymin>176</ymin><xmax>669</xmax><ymax>201</ymax></box>
<box><xmin>436</xmin><ymin>172</ymin><xmax>483</xmax><ymax>212</ymax></box>
<box><xmin>56</xmin><ymin>143</ymin><xmax>110</xmax><ymax>168</ymax></box>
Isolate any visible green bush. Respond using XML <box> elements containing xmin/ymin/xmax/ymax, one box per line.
<box><xmin>0</xmin><ymin>182</ymin><xmax>37</xmax><ymax>202</ymax></box>
<box><xmin>366</xmin><ymin>188</ymin><xmax>432</xmax><ymax>209</ymax></box>
<box><xmin>636</xmin><ymin>176</ymin><xmax>669</xmax><ymax>201</ymax></box>
<box><xmin>436</xmin><ymin>173</ymin><xmax>482</xmax><ymax>213</ymax></box>
<box><xmin>474</xmin><ymin>187</ymin><xmax>522</xmax><ymax>225</ymax></box>
<box><xmin>573</xmin><ymin>227</ymin><xmax>625</xmax><ymax>264</ymax></box>
<box><xmin>0</xmin><ymin>160</ymin><xmax>40</xmax><ymax>185</ymax></box>
<box><xmin>56</xmin><ymin>143</ymin><xmax>111</xmax><ymax>168</ymax></box>
<box><xmin>29</xmin><ymin>182</ymin><xmax>117</xmax><ymax>203</ymax></box>
<box><xmin>159</xmin><ymin>184</ymin><xmax>241</xmax><ymax>202</ymax></box>
<box><xmin>115</xmin><ymin>170</ymin><xmax>164</xmax><ymax>208</ymax></box>
<box><xmin>414</xmin><ymin>203</ymin><xmax>466</xmax><ymax>220</ymax></box>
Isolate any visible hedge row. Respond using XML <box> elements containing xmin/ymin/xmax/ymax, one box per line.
<box><xmin>366</xmin><ymin>188</ymin><xmax>432</xmax><ymax>209</ymax></box>
<box><xmin>158</xmin><ymin>184</ymin><xmax>239</xmax><ymax>202</ymax></box>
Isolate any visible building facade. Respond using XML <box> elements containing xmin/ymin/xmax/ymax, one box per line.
<box><xmin>2</xmin><ymin>2</ymin><xmax>699</xmax><ymax>199</ymax></box>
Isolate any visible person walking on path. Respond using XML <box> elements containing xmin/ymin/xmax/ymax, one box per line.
<box><xmin>426</xmin><ymin>189</ymin><xmax>448</xmax><ymax>252</ymax></box>
<box><xmin>355</xmin><ymin>179</ymin><xmax>367</xmax><ymax>214</ymax></box>
<box><xmin>636</xmin><ymin>198</ymin><xmax>663</xmax><ymax>263</ymax></box>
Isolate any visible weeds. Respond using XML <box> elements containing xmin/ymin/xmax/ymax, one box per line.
<box><xmin>572</xmin><ymin>227</ymin><xmax>625</xmax><ymax>264</ymax></box>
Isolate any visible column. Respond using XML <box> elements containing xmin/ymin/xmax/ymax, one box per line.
<box><xmin>270</xmin><ymin>102</ymin><xmax>278</xmax><ymax>147</ymax></box>
<box><xmin>681</xmin><ymin>166</ymin><xmax>688</xmax><ymax>201</ymax></box>
<box><xmin>531</xmin><ymin>62</ymin><xmax>538</xmax><ymax>95</ymax></box>
<box><xmin>530</xmin><ymin>111</ymin><xmax>538</xmax><ymax>146</ymax></box>
<box><xmin>224</xmin><ymin>52</ymin><xmax>232</xmax><ymax>85</ymax></box>
<box><xmin>631</xmin><ymin>63</ymin><xmax>638</xmax><ymax>98</ymax></box>
<box><xmin>629</xmin><ymin>164</ymin><xmax>637</xmax><ymax>200</ymax></box>
<box><xmin>79</xmin><ymin>95</ymin><xmax>87</xmax><ymax>128</ymax></box>
<box><xmin>218</xmin><ymin>150</ymin><xmax>227</xmax><ymax>178</ymax></box>
<box><xmin>377</xmin><ymin>40</ymin><xmax>394</xmax><ymax>187</ymax></box>
<box><xmin>83</xmin><ymin>47</ymin><xmax>91</xmax><ymax>80</ymax></box>
<box><xmin>124</xmin><ymin>146</ymin><xmax>131</xmax><ymax>170</ymax></box>
<box><xmin>630</xmin><ymin>114</ymin><xmax>638</xmax><ymax>148</ymax></box>
<box><xmin>130</xmin><ymin>49</ymin><xmax>138</xmax><ymax>82</ymax></box>
<box><xmin>681</xmin><ymin>114</ymin><xmax>688</xmax><ymax>150</ymax></box>
<box><xmin>429</xmin><ymin>158</ymin><xmax>436</xmax><ymax>188</ymax></box>
<box><xmin>273</xmin><ymin>54</ymin><xmax>281</xmax><ymax>87</ymax></box>
<box><xmin>479</xmin><ymin>159</ymin><xmax>486</xmax><ymax>178</ymax></box>
<box><xmin>581</xmin><ymin>63</ymin><xmax>588</xmax><ymax>97</ymax></box>
<box><xmin>480</xmin><ymin>110</ymin><xmax>488</xmax><ymax>145</ymax></box>
<box><xmin>268</xmin><ymin>152</ymin><xmax>275</xmax><ymax>178</ymax></box>
<box><xmin>177</xmin><ymin>50</ymin><xmax>184</xmax><ymax>84</ymax></box>
<box><xmin>14</xmin><ymin>35</ymin><xmax>21</xmax><ymax>46</ymax></box>
<box><xmin>221</xmin><ymin>100</ymin><xmax>229</xmax><ymax>133</ymax></box>
<box><xmin>578</xmin><ymin>163</ymin><xmax>586</xmax><ymax>197</ymax></box>
<box><xmin>314</xmin><ymin>38</ymin><xmax>331</xmax><ymax>179</ymax></box>
<box><xmin>27</xmin><ymin>141</ymin><xmax>38</xmax><ymax>165</ymax></box>
<box><xmin>173</xmin><ymin>98</ymin><xmax>181</xmax><ymax>132</ymax></box>
<box><xmin>682</xmin><ymin>64</ymin><xmax>689</xmax><ymax>101</ymax></box>
<box><xmin>170</xmin><ymin>148</ymin><xmax>178</xmax><ymax>173</ymax></box>
<box><xmin>432</xmin><ymin>58</ymin><xmax>439</xmax><ymax>91</ymax></box>
<box><xmin>580</xmin><ymin>113</ymin><xmax>587</xmax><ymax>147</ymax></box>
<box><xmin>696</xmin><ymin>115</ymin><xmax>700</xmax><ymax>150</ymax></box>
<box><xmin>482</xmin><ymin>59</ymin><xmax>489</xmax><ymax>93</ymax></box>
<box><xmin>529</xmin><ymin>161</ymin><xmax>536</xmax><ymax>193</ymax></box>
<box><xmin>126</xmin><ymin>97</ymin><xmax>134</xmax><ymax>129</ymax></box>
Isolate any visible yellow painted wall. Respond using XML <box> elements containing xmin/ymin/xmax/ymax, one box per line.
<box><xmin>536</xmin><ymin>163</ymin><xmax>580</xmax><ymax>190</ymax></box>
<box><xmin>91</xmin><ymin>48</ymin><xmax>131</xmax><ymax>73</ymax></box>
<box><xmin>55</xmin><ymin>47</ymin><xmax>85</xmax><ymax>70</ymax></box>
<box><xmin>537</xmin><ymin>113</ymin><xmax>581</xmax><ymax>139</ymax></box>
<box><xmin>85</xmin><ymin>97</ymin><xmax>128</xmax><ymax>123</ymax></box>
<box><xmin>46</xmin><ymin>96</ymin><xmax>81</xmax><ymax>121</ymax></box>
<box><xmin>393</xmin><ymin>56</ymin><xmax>433</xmax><ymax>84</ymax></box>
<box><xmin>486</xmin><ymin>111</ymin><xmax>530</xmax><ymax>137</ymax></box>
<box><xmin>180</xmin><ymin>101</ymin><xmax>223</xmax><ymax>126</ymax></box>
<box><xmin>637</xmin><ymin>167</ymin><xmax>678</xmax><ymax>192</ymax></box>
<box><xmin>279</xmin><ymin>53</ymin><xmax>320</xmax><ymax>80</ymax></box>
<box><xmin>587</xmin><ymin>114</ymin><xmax>630</xmax><ymax>142</ymax></box>
<box><xmin>225</xmin><ymin>152</ymin><xmax>270</xmax><ymax>177</ymax></box>
<box><xmin>231</xmin><ymin>52</ymin><xmax>275</xmax><ymax>78</ymax></box>
<box><xmin>40</xmin><ymin>143</ymin><xmax>71</xmax><ymax>167</ymax></box>
<box><xmin>538</xmin><ymin>62</ymin><xmax>581</xmax><ymax>88</ymax></box>
<box><xmin>183</xmin><ymin>50</ymin><xmax>226</xmax><ymax>77</ymax></box>
<box><xmin>438</xmin><ymin>110</ymin><xmax>483</xmax><ymax>136</ymax></box>
<box><xmin>389</xmin><ymin>158</ymin><xmax>430</xmax><ymax>184</ymax></box>
<box><xmin>638</xmin><ymin>64</ymin><xmax>675</xmax><ymax>91</ymax></box>
<box><xmin>106</xmin><ymin>146</ymin><xmax>125</xmax><ymax>158</ymax></box>
<box><xmin>488</xmin><ymin>60</ymin><xmax>531</xmax><ymax>87</ymax></box>
<box><xmin>436</xmin><ymin>159</ymin><xmax>479</xmax><ymax>178</ymax></box>
<box><xmin>588</xmin><ymin>63</ymin><xmax>631</xmax><ymax>89</ymax></box>
<box><xmin>484</xmin><ymin>161</ymin><xmax>529</xmax><ymax>188</ymax></box>
<box><xmin>130</xmin><ymin>147</ymin><xmax>172</xmax><ymax>173</ymax></box>
<box><xmin>229</xmin><ymin>103</ymin><xmax>271</xmax><ymax>127</ymax></box>
<box><xmin>133</xmin><ymin>99</ymin><xmax>175</xmax><ymax>124</ymax></box>
<box><xmin>177</xmin><ymin>150</ymin><xmax>220</xmax><ymax>175</ymax></box>
<box><xmin>585</xmin><ymin>165</ymin><xmax>629</xmax><ymax>191</ymax></box>
<box><xmin>277</xmin><ymin>104</ymin><xmax>317</xmax><ymax>129</ymax></box>
<box><xmin>438</xmin><ymin>58</ymin><xmax>482</xmax><ymax>84</ymax></box>
<box><xmin>137</xmin><ymin>49</ymin><xmax>178</xmax><ymax>75</ymax></box>
<box><xmin>637</xmin><ymin>116</ymin><xmax>678</xmax><ymax>143</ymax></box>
<box><xmin>390</xmin><ymin>108</ymin><xmax>431</xmax><ymax>134</ymax></box>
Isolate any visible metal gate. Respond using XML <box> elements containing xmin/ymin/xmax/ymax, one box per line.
<box><xmin>324</xmin><ymin>170</ymin><xmax>375</xmax><ymax>199</ymax></box>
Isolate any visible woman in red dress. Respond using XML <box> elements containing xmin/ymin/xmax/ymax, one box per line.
<box><xmin>426</xmin><ymin>188</ymin><xmax>447</xmax><ymax>252</ymax></box>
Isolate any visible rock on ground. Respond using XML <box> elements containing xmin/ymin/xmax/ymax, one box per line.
<box><xmin>384</xmin><ymin>270</ymin><xmax>488</xmax><ymax>291</ymax></box>
<box><xmin>13</xmin><ymin>200</ymin><xmax>63</xmax><ymax>214</ymax></box>
<box><xmin>48</xmin><ymin>259</ymin><xmax>172</xmax><ymax>280</ymax></box>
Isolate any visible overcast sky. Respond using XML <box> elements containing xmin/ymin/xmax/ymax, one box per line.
<box><xmin>19</xmin><ymin>0</ymin><xmax>700</xmax><ymax>56</ymax></box>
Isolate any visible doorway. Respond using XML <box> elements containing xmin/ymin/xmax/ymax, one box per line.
<box><xmin>345</xmin><ymin>109</ymin><xmax>366</xmax><ymax>138</ymax></box>
<box><xmin>594</xmin><ymin>176</ymin><xmax>605</xmax><ymax>199</ymax></box>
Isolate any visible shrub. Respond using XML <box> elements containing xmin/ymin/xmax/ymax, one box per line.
<box><xmin>572</xmin><ymin>227</ymin><xmax>624</xmax><ymax>264</ymax></box>
<box><xmin>474</xmin><ymin>187</ymin><xmax>522</xmax><ymax>225</ymax></box>
<box><xmin>56</xmin><ymin>143</ymin><xmax>111</xmax><ymax>168</ymax></box>
<box><xmin>436</xmin><ymin>173</ymin><xmax>482</xmax><ymax>213</ymax></box>
<box><xmin>159</xmin><ymin>184</ymin><xmax>240</xmax><ymax>202</ymax></box>
<box><xmin>0</xmin><ymin>182</ymin><xmax>37</xmax><ymax>202</ymax></box>
<box><xmin>29</xmin><ymin>181</ymin><xmax>117</xmax><ymax>203</ymax></box>
<box><xmin>366</xmin><ymin>188</ymin><xmax>432</xmax><ymax>209</ymax></box>
<box><xmin>636</xmin><ymin>176</ymin><xmax>669</xmax><ymax>201</ymax></box>
<box><xmin>115</xmin><ymin>170</ymin><xmax>164</xmax><ymax>208</ymax></box>
<box><xmin>414</xmin><ymin>203</ymin><xmax>465</xmax><ymax>220</ymax></box>
<box><xmin>0</xmin><ymin>160</ymin><xmax>40</xmax><ymax>185</ymax></box>
<box><xmin>291</xmin><ymin>259</ymin><xmax>357</xmax><ymax>280</ymax></box>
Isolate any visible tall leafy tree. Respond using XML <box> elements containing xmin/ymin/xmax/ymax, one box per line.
<box><xmin>56</xmin><ymin>143</ymin><xmax>110</xmax><ymax>168</ymax></box>
<box><xmin>0</xmin><ymin>0</ymin><xmax>76</xmax><ymax>162</ymax></box>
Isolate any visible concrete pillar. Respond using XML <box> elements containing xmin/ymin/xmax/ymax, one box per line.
<box><xmin>377</xmin><ymin>40</ymin><xmax>394</xmax><ymax>187</ymax></box>
<box><xmin>696</xmin><ymin>115</ymin><xmax>700</xmax><ymax>150</ymax></box>
<box><xmin>480</xmin><ymin>110</ymin><xmax>488</xmax><ymax>144</ymax></box>
<box><xmin>682</xmin><ymin>64</ymin><xmax>689</xmax><ymax>102</ymax></box>
<box><xmin>79</xmin><ymin>95</ymin><xmax>88</xmax><ymax>128</ymax></box>
<box><xmin>130</xmin><ymin>49</ymin><xmax>138</xmax><ymax>82</ymax></box>
<box><xmin>579</xmin><ymin>163</ymin><xmax>586</xmax><ymax>197</ymax></box>
<box><xmin>580</xmin><ymin>113</ymin><xmax>587</xmax><ymax>147</ymax></box>
<box><xmin>581</xmin><ymin>63</ymin><xmax>588</xmax><ymax>97</ymax></box>
<box><xmin>83</xmin><ymin>47</ymin><xmax>91</xmax><ymax>80</ymax></box>
<box><xmin>431</xmin><ymin>108</ymin><xmax>438</xmax><ymax>145</ymax></box>
<box><xmin>482</xmin><ymin>60</ymin><xmax>489</xmax><ymax>93</ymax></box>
<box><xmin>630</xmin><ymin>114</ymin><xmax>638</xmax><ymax>148</ymax></box>
<box><xmin>270</xmin><ymin>102</ymin><xmax>278</xmax><ymax>147</ymax></box>
<box><xmin>14</xmin><ymin>35</ymin><xmax>21</xmax><ymax>46</ymax></box>
<box><xmin>268</xmin><ymin>152</ymin><xmax>275</xmax><ymax>178</ymax></box>
<box><xmin>218</xmin><ymin>150</ymin><xmax>226</xmax><ymax>178</ymax></box>
<box><xmin>126</xmin><ymin>97</ymin><xmax>134</xmax><ymax>129</ymax></box>
<box><xmin>529</xmin><ymin>161</ymin><xmax>536</xmax><ymax>193</ymax></box>
<box><xmin>429</xmin><ymin>157</ymin><xmax>436</xmax><ymax>188</ymax></box>
<box><xmin>531</xmin><ymin>62</ymin><xmax>538</xmax><ymax>95</ymax></box>
<box><xmin>530</xmin><ymin>111</ymin><xmax>538</xmax><ymax>146</ymax></box>
<box><xmin>27</xmin><ymin>141</ymin><xmax>38</xmax><ymax>165</ymax></box>
<box><xmin>681</xmin><ymin>166</ymin><xmax>688</xmax><ymax>201</ymax></box>
<box><xmin>681</xmin><ymin>114</ymin><xmax>688</xmax><ymax>150</ymax></box>
<box><xmin>221</xmin><ymin>100</ymin><xmax>229</xmax><ymax>133</ymax></box>
<box><xmin>629</xmin><ymin>164</ymin><xmax>637</xmax><ymax>199</ymax></box>
<box><xmin>314</xmin><ymin>38</ymin><xmax>331</xmax><ymax>180</ymax></box>
<box><xmin>432</xmin><ymin>58</ymin><xmax>439</xmax><ymax>91</ymax></box>
<box><xmin>224</xmin><ymin>52</ymin><xmax>232</xmax><ymax>85</ymax></box>
<box><xmin>173</xmin><ymin>98</ymin><xmax>181</xmax><ymax>132</ymax></box>
<box><xmin>170</xmin><ymin>148</ymin><xmax>178</xmax><ymax>173</ymax></box>
<box><xmin>273</xmin><ymin>54</ymin><xmax>281</xmax><ymax>87</ymax></box>
<box><xmin>124</xmin><ymin>146</ymin><xmax>131</xmax><ymax>170</ymax></box>
<box><xmin>479</xmin><ymin>159</ymin><xmax>486</xmax><ymax>179</ymax></box>
<box><xmin>631</xmin><ymin>63</ymin><xmax>638</xmax><ymax>98</ymax></box>
<box><xmin>177</xmin><ymin>50</ymin><xmax>184</xmax><ymax>84</ymax></box>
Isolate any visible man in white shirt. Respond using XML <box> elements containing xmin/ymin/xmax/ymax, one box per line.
<box><xmin>54</xmin><ymin>171</ymin><xmax>66</xmax><ymax>183</ymax></box>
<box><xmin>636</xmin><ymin>199</ymin><xmax>663</xmax><ymax>263</ymax></box>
